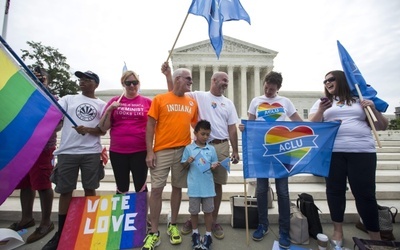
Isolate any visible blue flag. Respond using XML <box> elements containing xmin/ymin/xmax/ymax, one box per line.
<box><xmin>242</xmin><ymin>120</ymin><xmax>340</xmax><ymax>179</ymax></box>
<box><xmin>337</xmin><ymin>40</ymin><xmax>388</xmax><ymax>112</ymax></box>
<box><xmin>122</xmin><ymin>61</ymin><xmax>128</xmax><ymax>74</ymax></box>
<box><xmin>188</xmin><ymin>0</ymin><xmax>250</xmax><ymax>58</ymax></box>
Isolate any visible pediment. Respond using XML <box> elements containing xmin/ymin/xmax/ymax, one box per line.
<box><xmin>173</xmin><ymin>36</ymin><xmax>278</xmax><ymax>56</ymax></box>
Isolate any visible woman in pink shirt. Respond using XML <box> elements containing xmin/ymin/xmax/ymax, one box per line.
<box><xmin>99</xmin><ymin>70</ymin><xmax>152</xmax><ymax>194</ymax></box>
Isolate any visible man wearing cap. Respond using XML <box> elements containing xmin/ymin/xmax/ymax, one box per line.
<box><xmin>42</xmin><ymin>70</ymin><xmax>106</xmax><ymax>250</ymax></box>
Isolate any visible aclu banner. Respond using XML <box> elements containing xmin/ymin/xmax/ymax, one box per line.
<box><xmin>59</xmin><ymin>192</ymin><xmax>147</xmax><ymax>250</ymax></box>
<box><xmin>242</xmin><ymin>120</ymin><xmax>340</xmax><ymax>179</ymax></box>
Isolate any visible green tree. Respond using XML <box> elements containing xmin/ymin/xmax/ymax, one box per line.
<box><xmin>21</xmin><ymin>41</ymin><xmax>79</xmax><ymax>97</ymax></box>
<box><xmin>388</xmin><ymin>118</ymin><xmax>400</xmax><ymax>130</ymax></box>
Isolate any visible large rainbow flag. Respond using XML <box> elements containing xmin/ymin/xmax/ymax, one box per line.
<box><xmin>242</xmin><ymin>120</ymin><xmax>340</xmax><ymax>178</ymax></box>
<box><xmin>59</xmin><ymin>193</ymin><xmax>147</xmax><ymax>250</ymax></box>
<box><xmin>0</xmin><ymin>42</ymin><xmax>62</xmax><ymax>205</ymax></box>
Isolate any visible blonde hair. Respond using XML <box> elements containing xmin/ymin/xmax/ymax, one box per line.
<box><xmin>121</xmin><ymin>70</ymin><xmax>140</xmax><ymax>84</ymax></box>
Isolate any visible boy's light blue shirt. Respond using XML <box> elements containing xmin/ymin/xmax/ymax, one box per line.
<box><xmin>182</xmin><ymin>141</ymin><xmax>217</xmax><ymax>197</ymax></box>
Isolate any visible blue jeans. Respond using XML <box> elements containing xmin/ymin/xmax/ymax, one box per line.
<box><xmin>256</xmin><ymin>178</ymin><xmax>290</xmax><ymax>234</ymax></box>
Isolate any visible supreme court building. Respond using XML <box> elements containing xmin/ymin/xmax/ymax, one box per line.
<box><xmin>97</xmin><ymin>36</ymin><xmax>323</xmax><ymax>120</ymax></box>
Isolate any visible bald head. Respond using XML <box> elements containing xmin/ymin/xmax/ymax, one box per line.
<box><xmin>210</xmin><ymin>72</ymin><xmax>229</xmax><ymax>96</ymax></box>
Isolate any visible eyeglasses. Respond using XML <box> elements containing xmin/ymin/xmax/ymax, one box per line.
<box><xmin>79</xmin><ymin>78</ymin><xmax>93</xmax><ymax>83</ymax></box>
<box><xmin>124</xmin><ymin>80</ymin><xmax>139</xmax><ymax>86</ymax></box>
<box><xmin>179</xmin><ymin>76</ymin><xmax>192</xmax><ymax>82</ymax></box>
<box><xmin>323</xmin><ymin>77</ymin><xmax>336</xmax><ymax>85</ymax></box>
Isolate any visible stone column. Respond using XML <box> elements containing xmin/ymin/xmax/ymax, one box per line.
<box><xmin>254</xmin><ymin>66</ymin><xmax>261</xmax><ymax>97</ymax></box>
<box><xmin>199</xmin><ymin>65</ymin><xmax>206</xmax><ymax>91</ymax></box>
<box><xmin>227</xmin><ymin>65</ymin><xmax>234</xmax><ymax>100</ymax></box>
<box><xmin>240</xmin><ymin>66</ymin><xmax>247</xmax><ymax>118</ymax></box>
<box><xmin>213</xmin><ymin>65</ymin><xmax>219</xmax><ymax>74</ymax></box>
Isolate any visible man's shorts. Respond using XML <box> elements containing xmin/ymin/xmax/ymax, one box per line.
<box><xmin>150</xmin><ymin>147</ymin><xmax>187</xmax><ymax>189</ymax></box>
<box><xmin>16</xmin><ymin>147</ymin><xmax>55</xmax><ymax>190</ymax></box>
<box><xmin>210</xmin><ymin>141</ymin><xmax>229</xmax><ymax>185</ymax></box>
<box><xmin>188</xmin><ymin>197</ymin><xmax>214</xmax><ymax>214</ymax></box>
<box><xmin>52</xmin><ymin>153</ymin><xmax>102</xmax><ymax>194</ymax></box>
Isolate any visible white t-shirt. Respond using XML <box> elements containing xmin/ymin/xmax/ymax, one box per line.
<box><xmin>187</xmin><ymin>91</ymin><xmax>238</xmax><ymax>140</ymax></box>
<box><xmin>54</xmin><ymin>94</ymin><xmax>106</xmax><ymax>155</ymax></box>
<box><xmin>248</xmin><ymin>95</ymin><xmax>297</xmax><ymax>121</ymax></box>
<box><xmin>310</xmin><ymin>98</ymin><xmax>375</xmax><ymax>152</ymax></box>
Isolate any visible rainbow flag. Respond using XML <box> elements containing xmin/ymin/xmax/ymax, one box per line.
<box><xmin>0</xmin><ymin>43</ymin><xmax>62</xmax><ymax>205</ymax></box>
<box><xmin>242</xmin><ymin>120</ymin><xmax>340</xmax><ymax>178</ymax></box>
<box><xmin>59</xmin><ymin>193</ymin><xmax>147</xmax><ymax>250</ymax></box>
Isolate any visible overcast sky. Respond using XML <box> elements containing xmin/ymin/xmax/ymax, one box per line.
<box><xmin>1</xmin><ymin>0</ymin><xmax>399</xmax><ymax>113</ymax></box>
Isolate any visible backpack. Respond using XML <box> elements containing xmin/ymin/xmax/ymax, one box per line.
<box><xmin>296</xmin><ymin>193</ymin><xmax>323</xmax><ymax>239</ymax></box>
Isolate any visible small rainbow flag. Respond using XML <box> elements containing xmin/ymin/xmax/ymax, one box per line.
<box><xmin>59</xmin><ymin>193</ymin><xmax>147</xmax><ymax>250</ymax></box>
<box><xmin>0</xmin><ymin>42</ymin><xmax>62</xmax><ymax>205</ymax></box>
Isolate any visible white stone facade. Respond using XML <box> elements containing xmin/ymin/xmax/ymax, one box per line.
<box><xmin>96</xmin><ymin>36</ymin><xmax>325</xmax><ymax>120</ymax></box>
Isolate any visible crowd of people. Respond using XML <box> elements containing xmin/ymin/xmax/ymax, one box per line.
<box><xmin>7</xmin><ymin>63</ymin><xmax>389</xmax><ymax>250</ymax></box>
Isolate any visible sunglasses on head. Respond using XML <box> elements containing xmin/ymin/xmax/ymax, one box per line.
<box><xmin>124</xmin><ymin>80</ymin><xmax>139</xmax><ymax>86</ymax></box>
<box><xmin>323</xmin><ymin>77</ymin><xmax>336</xmax><ymax>85</ymax></box>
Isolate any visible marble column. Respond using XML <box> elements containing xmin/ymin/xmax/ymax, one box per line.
<box><xmin>240</xmin><ymin>66</ymin><xmax>247</xmax><ymax>118</ymax></box>
<box><xmin>254</xmin><ymin>66</ymin><xmax>261</xmax><ymax>97</ymax></box>
<box><xmin>199</xmin><ymin>65</ymin><xmax>206</xmax><ymax>91</ymax></box>
<box><xmin>227</xmin><ymin>65</ymin><xmax>234</xmax><ymax>101</ymax></box>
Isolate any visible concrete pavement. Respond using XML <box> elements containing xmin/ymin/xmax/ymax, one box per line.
<box><xmin>2</xmin><ymin>218</ymin><xmax>399</xmax><ymax>250</ymax></box>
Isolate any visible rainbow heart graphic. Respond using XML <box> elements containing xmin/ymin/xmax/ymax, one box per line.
<box><xmin>256</xmin><ymin>102</ymin><xmax>284</xmax><ymax>121</ymax></box>
<box><xmin>263</xmin><ymin>125</ymin><xmax>318</xmax><ymax>172</ymax></box>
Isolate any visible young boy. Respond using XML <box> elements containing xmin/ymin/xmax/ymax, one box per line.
<box><xmin>181</xmin><ymin>120</ymin><xmax>220</xmax><ymax>250</ymax></box>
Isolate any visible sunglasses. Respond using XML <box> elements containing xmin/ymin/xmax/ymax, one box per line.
<box><xmin>124</xmin><ymin>80</ymin><xmax>139</xmax><ymax>86</ymax></box>
<box><xmin>323</xmin><ymin>77</ymin><xmax>336</xmax><ymax>85</ymax></box>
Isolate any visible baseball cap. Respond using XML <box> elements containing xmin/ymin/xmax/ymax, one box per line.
<box><xmin>75</xmin><ymin>70</ymin><xmax>100</xmax><ymax>84</ymax></box>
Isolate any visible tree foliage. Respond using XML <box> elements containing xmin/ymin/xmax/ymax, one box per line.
<box><xmin>388</xmin><ymin>118</ymin><xmax>400</xmax><ymax>130</ymax></box>
<box><xmin>21</xmin><ymin>41</ymin><xmax>79</xmax><ymax>97</ymax></box>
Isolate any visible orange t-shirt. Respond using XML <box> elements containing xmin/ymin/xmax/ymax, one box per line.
<box><xmin>148</xmin><ymin>92</ymin><xmax>198</xmax><ymax>152</ymax></box>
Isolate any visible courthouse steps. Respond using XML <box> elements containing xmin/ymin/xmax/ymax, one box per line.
<box><xmin>1</xmin><ymin>131</ymin><xmax>400</xmax><ymax>225</ymax></box>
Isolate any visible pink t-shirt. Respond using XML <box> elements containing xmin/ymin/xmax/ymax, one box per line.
<box><xmin>105</xmin><ymin>95</ymin><xmax>152</xmax><ymax>153</ymax></box>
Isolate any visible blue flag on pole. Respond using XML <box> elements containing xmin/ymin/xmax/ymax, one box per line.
<box><xmin>337</xmin><ymin>40</ymin><xmax>388</xmax><ymax>112</ymax></box>
<box><xmin>188</xmin><ymin>0</ymin><xmax>250</xmax><ymax>58</ymax></box>
<box><xmin>242</xmin><ymin>120</ymin><xmax>340</xmax><ymax>179</ymax></box>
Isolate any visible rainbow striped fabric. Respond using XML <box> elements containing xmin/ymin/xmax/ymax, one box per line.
<box><xmin>0</xmin><ymin>43</ymin><xmax>62</xmax><ymax>205</ymax></box>
<box><xmin>59</xmin><ymin>193</ymin><xmax>147</xmax><ymax>250</ymax></box>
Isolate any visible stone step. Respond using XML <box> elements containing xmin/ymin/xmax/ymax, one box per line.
<box><xmin>101</xmin><ymin>160</ymin><xmax>400</xmax><ymax>170</ymax></box>
<box><xmin>1</xmin><ymin>196</ymin><xmax>399</xmax><ymax>225</ymax></box>
<box><xmin>8</xmin><ymin>181</ymin><xmax>400</xmax><ymax>202</ymax></box>
<box><xmin>98</xmin><ymin>169</ymin><xmax>400</xmax><ymax>184</ymax></box>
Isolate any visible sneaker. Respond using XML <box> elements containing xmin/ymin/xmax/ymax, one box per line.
<box><xmin>201</xmin><ymin>235</ymin><xmax>213</xmax><ymax>250</ymax></box>
<box><xmin>181</xmin><ymin>219</ymin><xmax>192</xmax><ymax>235</ymax></box>
<box><xmin>191</xmin><ymin>232</ymin><xmax>202</xmax><ymax>250</ymax></box>
<box><xmin>167</xmin><ymin>223</ymin><xmax>182</xmax><ymax>245</ymax></box>
<box><xmin>141</xmin><ymin>233</ymin><xmax>160</xmax><ymax>250</ymax></box>
<box><xmin>279</xmin><ymin>232</ymin><xmax>291</xmax><ymax>249</ymax></box>
<box><xmin>42</xmin><ymin>231</ymin><xmax>60</xmax><ymax>250</ymax></box>
<box><xmin>211</xmin><ymin>223</ymin><xmax>224</xmax><ymax>239</ymax></box>
<box><xmin>252</xmin><ymin>224</ymin><xmax>269</xmax><ymax>241</ymax></box>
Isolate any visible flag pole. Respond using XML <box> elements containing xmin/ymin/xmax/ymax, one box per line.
<box><xmin>355</xmin><ymin>84</ymin><xmax>382</xmax><ymax>148</ymax></box>
<box><xmin>165</xmin><ymin>12</ymin><xmax>190</xmax><ymax>63</ymax></box>
<box><xmin>0</xmin><ymin>35</ymin><xmax>78</xmax><ymax>127</ymax></box>
<box><xmin>2</xmin><ymin>0</ymin><xmax>10</xmax><ymax>39</ymax></box>
<box><xmin>244</xmin><ymin>179</ymin><xmax>250</xmax><ymax>245</ymax></box>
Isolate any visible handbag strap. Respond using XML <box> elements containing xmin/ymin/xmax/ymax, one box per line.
<box><xmin>389</xmin><ymin>206</ymin><xmax>398</xmax><ymax>223</ymax></box>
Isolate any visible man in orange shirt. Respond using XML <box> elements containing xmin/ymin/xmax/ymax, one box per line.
<box><xmin>142</xmin><ymin>68</ymin><xmax>198</xmax><ymax>250</ymax></box>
